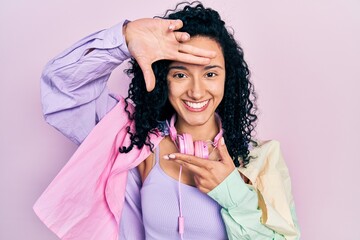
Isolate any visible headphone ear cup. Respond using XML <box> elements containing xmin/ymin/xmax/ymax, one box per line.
<box><xmin>194</xmin><ymin>141</ymin><xmax>209</xmax><ymax>159</ymax></box>
<box><xmin>177</xmin><ymin>133</ymin><xmax>194</xmax><ymax>155</ymax></box>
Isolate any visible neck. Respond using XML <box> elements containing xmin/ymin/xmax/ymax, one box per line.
<box><xmin>175</xmin><ymin>114</ymin><xmax>219</xmax><ymax>142</ymax></box>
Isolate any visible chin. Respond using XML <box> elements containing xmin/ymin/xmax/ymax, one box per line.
<box><xmin>181</xmin><ymin>112</ymin><xmax>214</xmax><ymax>127</ymax></box>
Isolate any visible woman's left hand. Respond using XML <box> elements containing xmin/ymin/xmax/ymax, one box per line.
<box><xmin>165</xmin><ymin>138</ymin><xmax>236</xmax><ymax>193</ymax></box>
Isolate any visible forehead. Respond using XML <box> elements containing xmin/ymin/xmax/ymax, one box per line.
<box><xmin>169</xmin><ymin>36</ymin><xmax>225</xmax><ymax>67</ymax></box>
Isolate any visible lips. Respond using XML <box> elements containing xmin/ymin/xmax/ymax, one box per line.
<box><xmin>183</xmin><ymin>100</ymin><xmax>210</xmax><ymax>112</ymax></box>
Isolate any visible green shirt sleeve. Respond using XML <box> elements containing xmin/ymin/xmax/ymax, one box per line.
<box><xmin>208</xmin><ymin>169</ymin><xmax>286</xmax><ymax>240</ymax></box>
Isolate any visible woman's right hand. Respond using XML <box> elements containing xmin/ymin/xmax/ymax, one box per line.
<box><xmin>123</xmin><ymin>18</ymin><xmax>217</xmax><ymax>92</ymax></box>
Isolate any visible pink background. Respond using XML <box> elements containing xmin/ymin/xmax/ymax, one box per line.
<box><xmin>1</xmin><ymin>0</ymin><xmax>359</xmax><ymax>239</ymax></box>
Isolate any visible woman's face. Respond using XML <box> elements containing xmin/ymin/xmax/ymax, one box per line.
<box><xmin>167</xmin><ymin>36</ymin><xmax>225</xmax><ymax>129</ymax></box>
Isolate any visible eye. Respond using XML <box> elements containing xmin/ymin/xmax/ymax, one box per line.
<box><xmin>173</xmin><ymin>73</ymin><xmax>187</xmax><ymax>79</ymax></box>
<box><xmin>205</xmin><ymin>72</ymin><xmax>217</xmax><ymax>78</ymax></box>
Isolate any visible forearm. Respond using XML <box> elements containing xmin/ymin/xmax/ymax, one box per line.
<box><xmin>41</xmin><ymin>21</ymin><xmax>131</xmax><ymax>144</ymax></box>
<box><xmin>208</xmin><ymin>169</ymin><xmax>286</xmax><ymax>240</ymax></box>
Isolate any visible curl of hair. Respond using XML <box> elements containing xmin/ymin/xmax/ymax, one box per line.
<box><xmin>120</xmin><ymin>2</ymin><xmax>257</xmax><ymax>167</ymax></box>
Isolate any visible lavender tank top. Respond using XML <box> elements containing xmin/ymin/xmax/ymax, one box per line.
<box><xmin>141</xmin><ymin>147</ymin><xmax>227</xmax><ymax>240</ymax></box>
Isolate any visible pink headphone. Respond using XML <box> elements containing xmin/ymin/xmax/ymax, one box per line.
<box><xmin>168</xmin><ymin>113</ymin><xmax>224</xmax><ymax>159</ymax></box>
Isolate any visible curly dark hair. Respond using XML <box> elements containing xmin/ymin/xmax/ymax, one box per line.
<box><xmin>120</xmin><ymin>2</ymin><xmax>257</xmax><ymax>167</ymax></box>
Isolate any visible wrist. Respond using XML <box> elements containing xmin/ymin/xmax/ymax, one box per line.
<box><xmin>122</xmin><ymin>20</ymin><xmax>131</xmax><ymax>46</ymax></box>
<box><xmin>208</xmin><ymin>169</ymin><xmax>252</xmax><ymax>209</ymax></box>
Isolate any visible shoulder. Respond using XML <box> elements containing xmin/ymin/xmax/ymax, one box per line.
<box><xmin>248</xmin><ymin>139</ymin><xmax>283</xmax><ymax>168</ymax></box>
<box><xmin>245</xmin><ymin>140</ymin><xmax>298</xmax><ymax>225</ymax></box>
<box><xmin>137</xmin><ymin>153</ymin><xmax>154</xmax><ymax>183</ymax></box>
<box><xmin>238</xmin><ymin>139</ymin><xmax>288</xmax><ymax>186</ymax></box>
<box><xmin>249</xmin><ymin>139</ymin><xmax>281</xmax><ymax>153</ymax></box>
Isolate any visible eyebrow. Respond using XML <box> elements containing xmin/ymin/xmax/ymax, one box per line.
<box><xmin>168</xmin><ymin>65</ymin><xmax>224</xmax><ymax>70</ymax></box>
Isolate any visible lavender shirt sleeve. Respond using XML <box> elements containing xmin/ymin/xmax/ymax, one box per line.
<box><xmin>40</xmin><ymin>20</ymin><xmax>131</xmax><ymax>144</ymax></box>
<box><xmin>40</xmin><ymin>21</ymin><xmax>146</xmax><ymax>239</ymax></box>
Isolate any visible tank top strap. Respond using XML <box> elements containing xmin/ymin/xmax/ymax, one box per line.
<box><xmin>154</xmin><ymin>145</ymin><xmax>160</xmax><ymax>165</ymax></box>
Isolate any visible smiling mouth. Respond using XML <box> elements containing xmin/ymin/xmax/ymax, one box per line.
<box><xmin>183</xmin><ymin>100</ymin><xmax>210</xmax><ymax>111</ymax></box>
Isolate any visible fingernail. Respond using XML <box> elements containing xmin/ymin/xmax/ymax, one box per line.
<box><xmin>163</xmin><ymin>154</ymin><xmax>176</xmax><ymax>160</ymax></box>
<box><xmin>220</xmin><ymin>137</ymin><xmax>225</xmax><ymax>146</ymax></box>
<box><xmin>183</xmin><ymin>33</ymin><xmax>190</xmax><ymax>41</ymax></box>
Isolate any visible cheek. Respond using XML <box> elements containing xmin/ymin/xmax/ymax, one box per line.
<box><xmin>209</xmin><ymin>80</ymin><xmax>225</xmax><ymax>99</ymax></box>
<box><xmin>167</xmin><ymin>89</ymin><xmax>182</xmax><ymax>111</ymax></box>
<box><xmin>167</xmin><ymin>82</ymin><xmax>182</xmax><ymax>102</ymax></box>
<box><xmin>167</xmin><ymin>82</ymin><xmax>174</xmax><ymax>98</ymax></box>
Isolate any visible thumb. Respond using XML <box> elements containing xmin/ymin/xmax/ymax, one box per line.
<box><xmin>217</xmin><ymin>137</ymin><xmax>232</xmax><ymax>164</ymax></box>
<box><xmin>138</xmin><ymin>61</ymin><xmax>155</xmax><ymax>92</ymax></box>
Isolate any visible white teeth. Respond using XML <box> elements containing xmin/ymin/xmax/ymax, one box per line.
<box><xmin>184</xmin><ymin>100</ymin><xmax>209</xmax><ymax>109</ymax></box>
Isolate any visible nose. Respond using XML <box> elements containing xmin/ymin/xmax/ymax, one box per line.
<box><xmin>187</xmin><ymin>77</ymin><xmax>205</xmax><ymax>100</ymax></box>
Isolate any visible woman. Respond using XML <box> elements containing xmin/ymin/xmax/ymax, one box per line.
<box><xmin>34</xmin><ymin>2</ymin><xmax>300</xmax><ymax>240</ymax></box>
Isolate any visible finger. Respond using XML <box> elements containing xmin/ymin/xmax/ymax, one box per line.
<box><xmin>178</xmin><ymin>44</ymin><xmax>217</xmax><ymax>58</ymax></box>
<box><xmin>166</xmin><ymin>153</ymin><xmax>209</xmax><ymax>168</ymax></box>
<box><xmin>194</xmin><ymin>176</ymin><xmax>201</xmax><ymax>189</ymax></box>
<box><xmin>193</xmin><ymin>176</ymin><xmax>210</xmax><ymax>193</ymax></box>
<box><xmin>173</xmin><ymin>53</ymin><xmax>211</xmax><ymax>66</ymax></box>
<box><xmin>217</xmin><ymin>137</ymin><xmax>233</xmax><ymax>164</ymax></box>
<box><xmin>137</xmin><ymin>61</ymin><xmax>155</xmax><ymax>92</ymax></box>
<box><xmin>168</xmin><ymin>19</ymin><xmax>183</xmax><ymax>31</ymax></box>
<box><xmin>173</xmin><ymin>159</ymin><xmax>205</xmax><ymax>176</ymax></box>
<box><xmin>174</xmin><ymin>32</ymin><xmax>190</xmax><ymax>42</ymax></box>
<box><xmin>178</xmin><ymin>44</ymin><xmax>216</xmax><ymax>58</ymax></box>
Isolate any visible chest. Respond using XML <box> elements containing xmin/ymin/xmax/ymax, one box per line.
<box><xmin>140</xmin><ymin>137</ymin><xmax>197</xmax><ymax>186</ymax></box>
<box><xmin>140</xmin><ymin>141</ymin><xmax>227</xmax><ymax>239</ymax></box>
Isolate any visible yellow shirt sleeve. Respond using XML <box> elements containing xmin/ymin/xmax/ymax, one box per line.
<box><xmin>239</xmin><ymin>140</ymin><xmax>301</xmax><ymax>240</ymax></box>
